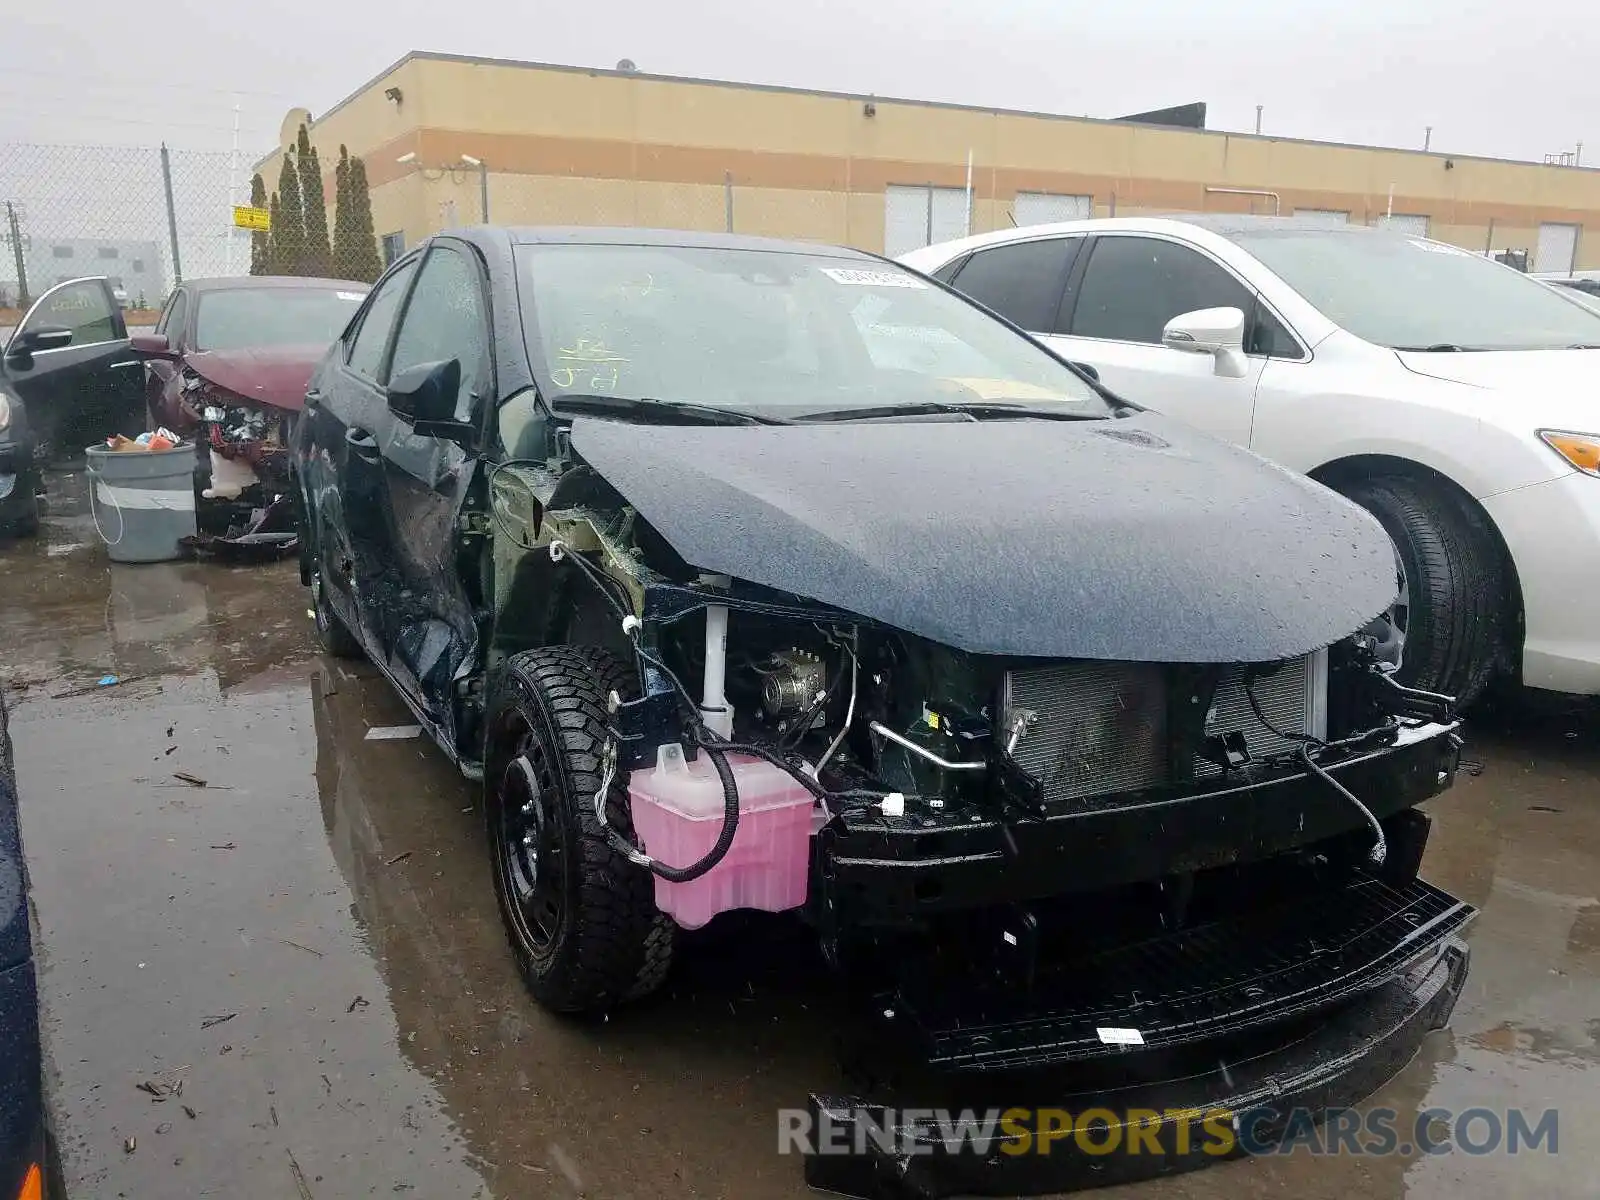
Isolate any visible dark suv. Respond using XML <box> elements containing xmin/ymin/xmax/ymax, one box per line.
<box><xmin>292</xmin><ymin>226</ymin><xmax>1472</xmax><ymax>1196</ymax></box>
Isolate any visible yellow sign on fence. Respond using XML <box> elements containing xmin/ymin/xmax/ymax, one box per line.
<box><xmin>232</xmin><ymin>205</ymin><xmax>271</xmax><ymax>232</ymax></box>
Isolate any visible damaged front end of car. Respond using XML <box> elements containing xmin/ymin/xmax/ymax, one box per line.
<box><xmin>485</xmin><ymin>415</ymin><xmax>1473</xmax><ymax>1196</ymax></box>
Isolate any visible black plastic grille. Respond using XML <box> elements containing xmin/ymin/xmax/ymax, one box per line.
<box><xmin>899</xmin><ymin>877</ymin><xmax>1473</xmax><ymax>1072</ymax></box>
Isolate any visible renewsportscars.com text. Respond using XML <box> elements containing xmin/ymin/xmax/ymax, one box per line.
<box><xmin>780</xmin><ymin>1105</ymin><xmax>1559</xmax><ymax>1159</ymax></box>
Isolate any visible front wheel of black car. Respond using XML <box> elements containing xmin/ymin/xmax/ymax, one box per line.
<box><xmin>484</xmin><ymin>646</ymin><xmax>675</xmax><ymax>1014</ymax></box>
<box><xmin>1340</xmin><ymin>475</ymin><xmax>1503</xmax><ymax>707</ymax></box>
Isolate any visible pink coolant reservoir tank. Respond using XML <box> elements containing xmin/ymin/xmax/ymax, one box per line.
<box><xmin>628</xmin><ymin>743</ymin><xmax>815</xmax><ymax>929</ymax></box>
<box><xmin>625</xmin><ymin>581</ymin><xmax>818</xmax><ymax>929</ymax></box>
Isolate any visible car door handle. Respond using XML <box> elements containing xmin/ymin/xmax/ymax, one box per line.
<box><xmin>111</xmin><ymin>359</ymin><xmax>144</xmax><ymax>371</ymax></box>
<box><xmin>345</xmin><ymin>427</ymin><xmax>381</xmax><ymax>463</ymax></box>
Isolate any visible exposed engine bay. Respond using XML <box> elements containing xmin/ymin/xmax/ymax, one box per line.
<box><xmin>180</xmin><ymin>363</ymin><xmax>295</xmax><ymax>505</ymax></box>
<box><xmin>487</xmin><ymin>445</ymin><xmax>1464</xmax><ymax>964</ymax></box>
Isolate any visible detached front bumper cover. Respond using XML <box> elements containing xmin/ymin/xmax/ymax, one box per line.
<box><xmin>805</xmin><ymin>936</ymin><xmax>1470</xmax><ymax>1199</ymax></box>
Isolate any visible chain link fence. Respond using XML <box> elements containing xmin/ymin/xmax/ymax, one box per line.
<box><xmin>1</xmin><ymin>142</ymin><xmax>261</xmax><ymax>320</ymax></box>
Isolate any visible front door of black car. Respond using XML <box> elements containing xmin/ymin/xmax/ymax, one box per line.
<box><xmin>301</xmin><ymin>254</ymin><xmax>419</xmax><ymax>660</ymax></box>
<box><xmin>1</xmin><ymin>278</ymin><xmax>143</xmax><ymax>457</ymax></box>
<box><xmin>370</xmin><ymin>240</ymin><xmax>493</xmax><ymax>745</ymax></box>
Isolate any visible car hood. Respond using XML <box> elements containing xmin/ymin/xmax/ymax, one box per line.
<box><xmin>1396</xmin><ymin>348</ymin><xmax>1600</xmax><ymax>423</ymax></box>
<box><xmin>185</xmin><ymin>344</ymin><xmax>325</xmax><ymax>412</ymax></box>
<box><xmin>570</xmin><ymin>413</ymin><xmax>1399</xmax><ymax>662</ymax></box>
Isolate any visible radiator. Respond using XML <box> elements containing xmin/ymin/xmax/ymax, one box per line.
<box><xmin>1002</xmin><ymin>651</ymin><xmax>1328</xmax><ymax>804</ymax></box>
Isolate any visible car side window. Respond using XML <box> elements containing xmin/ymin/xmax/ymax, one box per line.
<box><xmin>20</xmin><ymin>279</ymin><xmax>121</xmax><ymax>346</ymax></box>
<box><xmin>346</xmin><ymin>258</ymin><xmax>418</xmax><ymax>381</ymax></box>
<box><xmin>386</xmin><ymin>244</ymin><xmax>491</xmax><ymax>421</ymax></box>
<box><xmin>948</xmin><ymin>238</ymin><xmax>1080</xmax><ymax>332</ymax></box>
<box><xmin>1247</xmin><ymin>301</ymin><xmax>1302</xmax><ymax>359</ymax></box>
<box><xmin>930</xmin><ymin>256</ymin><xmax>967</xmax><ymax>285</ymax></box>
<box><xmin>1069</xmin><ymin>237</ymin><xmax>1254</xmax><ymax>346</ymax></box>
<box><xmin>158</xmin><ymin>290</ymin><xmax>188</xmax><ymax>341</ymax></box>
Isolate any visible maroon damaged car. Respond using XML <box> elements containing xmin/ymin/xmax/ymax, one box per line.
<box><xmin>134</xmin><ymin>276</ymin><xmax>368</xmax><ymax>516</ymax></box>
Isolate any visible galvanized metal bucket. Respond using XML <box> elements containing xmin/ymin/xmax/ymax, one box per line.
<box><xmin>84</xmin><ymin>443</ymin><xmax>198</xmax><ymax>564</ymax></box>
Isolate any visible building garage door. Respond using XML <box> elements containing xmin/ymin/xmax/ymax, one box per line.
<box><xmin>884</xmin><ymin>185</ymin><xmax>969</xmax><ymax>257</ymax></box>
<box><xmin>1377</xmin><ymin>213</ymin><xmax>1430</xmax><ymax>236</ymax></box>
<box><xmin>1291</xmin><ymin>209</ymin><xmax>1350</xmax><ymax>227</ymax></box>
<box><xmin>1013</xmin><ymin>192</ymin><xmax>1092</xmax><ymax>227</ymax></box>
<box><xmin>1536</xmin><ymin>223</ymin><xmax>1580</xmax><ymax>274</ymax></box>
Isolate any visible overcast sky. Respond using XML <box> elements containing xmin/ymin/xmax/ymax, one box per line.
<box><xmin>2</xmin><ymin>0</ymin><xmax>1595</xmax><ymax>164</ymax></box>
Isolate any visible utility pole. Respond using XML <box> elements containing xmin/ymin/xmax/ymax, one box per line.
<box><xmin>225</xmin><ymin>95</ymin><xmax>241</xmax><ymax>274</ymax></box>
<box><xmin>1424</xmin><ymin>126</ymin><xmax>1433</xmax><ymax>152</ymax></box>
<box><xmin>5</xmin><ymin>202</ymin><xmax>27</xmax><ymax>307</ymax></box>
<box><xmin>1255</xmin><ymin>105</ymin><xmax>1263</xmax><ymax>135</ymax></box>
<box><xmin>160</xmin><ymin>143</ymin><xmax>183</xmax><ymax>285</ymax></box>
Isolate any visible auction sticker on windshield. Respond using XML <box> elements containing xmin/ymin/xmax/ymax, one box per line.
<box><xmin>820</xmin><ymin>268</ymin><xmax>927</xmax><ymax>288</ymax></box>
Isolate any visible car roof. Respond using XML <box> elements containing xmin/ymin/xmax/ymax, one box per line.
<box><xmin>459</xmin><ymin>225</ymin><xmax>880</xmax><ymax>260</ymax></box>
<box><xmin>899</xmin><ymin>213</ymin><xmax>1397</xmax><ymax>266</ymax></box>
<box><xmin>181</xmin><ymin>276</ymin><xmax>371</xmax><ymax>292</ymax></box>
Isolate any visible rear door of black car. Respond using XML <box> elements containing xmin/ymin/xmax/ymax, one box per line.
<box><xmin>298</xmin><ymin>253</ymin><xmax>420</xmax><ymax>655</ymax></box>
<box><xmin>371</xmin><ymin>238</ymin><xmax>494</xmax><ymax>741</ymax></box>
<box><xmin>1</xmin><ymin>277</ymin><xmax>144</xmax><ymax>456</ymax></box>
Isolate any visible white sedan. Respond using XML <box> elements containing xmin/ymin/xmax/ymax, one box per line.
<box><xmin>902</xmin><ymin>217</ymin><xmax>1600</xmax><ymax>705</ymax></box>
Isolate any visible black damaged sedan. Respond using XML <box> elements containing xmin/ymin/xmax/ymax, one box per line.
<box><xmin>292</xmin><ymin>227</ymin><xmax>1472</xmax><ymax>1196</ymax></box>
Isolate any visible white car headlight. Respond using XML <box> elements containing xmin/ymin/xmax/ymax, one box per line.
<box><xmin>0</xmin><ymin>392</ymin><xmax>11</xmax><ymax>434</ymax></box>
<box><xmin>1538</xmin><ymin>430</ymin><xmax>1600</xmax><ymax>478</ymax></box>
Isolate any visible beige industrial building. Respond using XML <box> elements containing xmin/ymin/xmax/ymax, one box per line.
<box><xmin>260</xmin><ymin>51</ymin><xmax>1600</xmax><ymax>272</ymax></box>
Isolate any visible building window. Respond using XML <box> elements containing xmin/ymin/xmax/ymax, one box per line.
<box><xmin>1376</xmin><ymin>214</ymin><xmax>1430</xmax><ymax>237</ymax></box>
<box><xmin>883</xmin><ymin>185</ymin><xmax>968</xmax><ymax>257</ymax></box>
<box><xmin>1012</xmin><ymin>192</ymin><xmax>1093</xmax><ymax>226</ymax></box>
<box><xmin>1292</xmin><ymin>209</ymin><xmax>1350</xmax><ymax>227</ymax></box>
<box><xmin>51</xmin><ymin>245</ymin><xmax>73</xmax><ymax>259</ymax></box>
<box><xmin>97</xmin><ymin>246</ymin><xmax>119</xmax><ymax>259</ymax></box>
<box><xmin>380</xmin><ymin>231</ymin><xmax>405</xmax><ymax>266</ymax></box>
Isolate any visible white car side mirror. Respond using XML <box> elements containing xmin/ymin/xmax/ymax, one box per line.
<box><xmin>1162</xmin><ymin>307</ymin><xmax>1249</xmax><ymax>378</ymax></box>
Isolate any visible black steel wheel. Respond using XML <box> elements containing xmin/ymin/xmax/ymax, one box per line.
<box><xmin>484</xmin><ymin>646</ymin><xmax>674</xmax><ymax>1013</ymax></box>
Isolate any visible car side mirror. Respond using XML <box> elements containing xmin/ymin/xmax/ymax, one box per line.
<box><xmin>130</xmin><ymin>332</ymin><xmax>180</xmax><ymax>360</ymax></box>
<box><xmin>15</xmin><ymin>326</ymin><xmax>74</xmax><ymax>353</ymax></box>
<box><xmin>1161</xmin><ymin>307</ymin><xmax>1249</xmax><ymax>378</ymax></box>
<box><xmin>387</xmin><ymin>357</ymin><xmax>476</xmax><ymax>446</ymax></box>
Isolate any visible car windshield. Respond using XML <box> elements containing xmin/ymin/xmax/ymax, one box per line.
<box><xmin>194</xmin><ymin>287</ymin><xmax>366</xmax><ymax>351</ymax></box>
<box><xmin>515</xmin><ymin>243</ymin><xmax>1110</xmax><ymax>417</ymax></box>
<box><xmin>1231</xmin><ymin>229</ymin><xmax>1600</xmax><ymax>351</ymax></box>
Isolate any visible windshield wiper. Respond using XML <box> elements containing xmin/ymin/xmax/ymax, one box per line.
<box><xmin>1393</xmin><ymin>343</ymin><xmax>1475</xmax><ymax>352</ymax></box>
<box><xmin>792</xmin><ymin>401</ymin><xmax>1105</xmax><ymax>424</ymax></box>
<box><xmin>550</xmin><ymin>394</ymin><xmax>790</xmax><ymax>426</ymax></box>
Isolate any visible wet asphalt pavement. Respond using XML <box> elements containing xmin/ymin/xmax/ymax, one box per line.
<box><xmin>1</xmin><ymin>469</ymin><xmax>1597</xmax><ymax>1200</ymax></box>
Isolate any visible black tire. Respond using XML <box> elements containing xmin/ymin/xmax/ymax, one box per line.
<box><xmin>484</xmin><ymin>646</ymin><xmax>674</xmax><ymax>1013</ymax></box>
<box><xmin>1339</xmin><ymin>475</ymin><xmax>1503</xmax><ymax>706</ymax></box>
<box><xmin>310</xmin><ymin>565</ymin><xmax>364</xmax><ymax>659</ymax></box>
